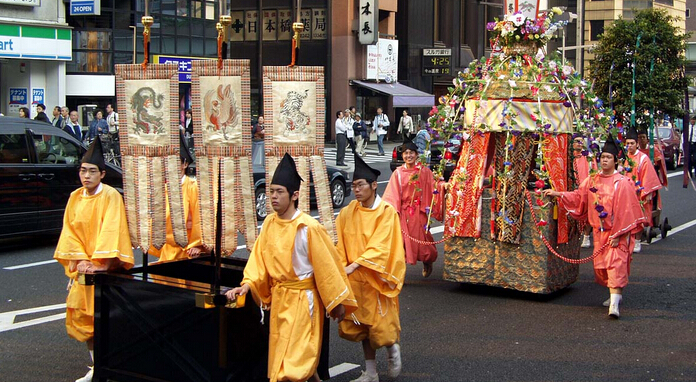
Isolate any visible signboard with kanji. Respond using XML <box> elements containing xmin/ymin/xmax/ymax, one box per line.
<box><xmin>312</xmin><ymin>9</ymin><xmax>327</xmax><ymax>40</ymax></box>
<box><xmin>230</xmin><ymin>11</ymin><xmax>244</xmax><ymax>41</ymax></box>
<box><xmin>263</xmin><ymin>10</ymin><xmax>278</xmax><ymax>41</ymax></box>
<box><xmin>278</xmin><ymin>9</ymin><xmax>293</xmax><ymax>40</ymax></box>
<box><xmin>359</xmin><ymin>0</ymin><xmax>379</xmax><ymax>45</ymax></box>
<box><xmin>366</xmin><ymin>38</ymin><xmax>398</xmax><ymax>81</ymax></box>
<box><xmin>299</xmin><ymin>9</ymin><xmax>312</xmax><ymax>40</ymax></box>
<box><xmin>245</xmin><ymin>10</ymin><xmax>259</xmax><ymax>41</ymax></box>
<box><xmin>422</xmin><ymin>48</ymin><xmax>452</xmax><ymax>76</ymax></box>
<box><xmin>8</xmin><ymin>87</ymin><xmax>27</xmax><ymax>117</ymax></box>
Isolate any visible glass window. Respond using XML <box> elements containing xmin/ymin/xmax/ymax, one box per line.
<box><xmin>590</xmin><ymin>20</ymin><xmax>604</xmax><ymax>41</ymax></box>
<box><xmin>177</xmin><ymin>38</ymin><xmax>190</xmax><ymax>55</ymax></box>
<box><xmin>114</xmin><ymin>29</ymin><xmax>134</xmax><ymax>52</ymax></box>
<box><xmin>67</xmin><ymin>51</ymin><xmax>113</xmax><ymax>73</ymax></box>
<box><xmin>114</xmin><ymin>52</ymin><xmax>134</xmax><ymax>65</ymax></box>
<box><xmin>192</xmin><ymin>1</ymin><xmax>203</xmax><ymax>18</ymax></box>
<box><xmin>161</xmin><ymin>0</ymin><xmax>177</xmax><ymax>15</ymax></box>
<box><xmin>162</xmin><ymin>35</ymin><xmax>176</xmax><ymax>54</ymax></box>
<box><xmin>0</xmin><ymin>134</ymin><xmax>30</xmax><ymax>164</ymax></box>
<box><xmin>162</xmin><ymin>15</ymin><xmax>177</xmax><ymax>35</ymax></box>
<box><xmin>33</xmin><ymin>134</ymin><xmax>80</xmax><ymax>165</ymax></box>
<box><xmin>205</xmin><ymin>1</ymin><xmax>216</xmax><ymax>20</ymax></box>
<box><xmin>191</xmin><ymin>38</ymin><xmax>204</xmax><ymax>55</ymax></box>
<box><xmin>191</xmin><ymin>17</ymin><xmax>204</xmax><ymax>36</ymax></box>
<box><xmin>74</xmin><ymin>31</ymin><xmax>112</xmax><ymax>50</ymax></box>
<box><xmin>205</xmin><ymin>38</ymin><xmax>216</xmax><ymax>56</ymax></box>
<box><xmin>177</xmin><ymin>0</ymin><xmax>189</xmax><ymax>16</ymax></box>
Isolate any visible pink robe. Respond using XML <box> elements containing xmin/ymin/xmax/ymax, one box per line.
<box><xmin>626</xmin><ymin>151</ymin><xmax>662</xmax><ymax>227</ymax></box>
<box><xmin>573</xmin><ymin>153</ymin><xmax>596</xmax><ymax>186</ymax></box>
<box><xmin>383</xmin><ymin>165</ymin><xmax>438</xmax><ymax>265</ymax></box>
<box><xmin>559</xmin><ymin>172</ymin><xmax>647</xmax><ymax>288</ymax></box>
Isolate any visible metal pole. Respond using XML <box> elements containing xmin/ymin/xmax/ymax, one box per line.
<box><xmin>631</xmin><ymin>33</ymin><xmax>642</xmax><ymax>131</ymax></box>
<box><xmin>129</xmin><ymin>26</ymin><xmax>136</xmax><ymax>64</ymax></box>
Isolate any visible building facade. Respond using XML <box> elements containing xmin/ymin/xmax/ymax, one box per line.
<box><xmin>0</xmin><ymin>0</ymin><xmax>71</xmax><ymax>118</ymax></box>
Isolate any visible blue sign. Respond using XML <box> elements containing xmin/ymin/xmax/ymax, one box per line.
<box><xmin>70</xmin><ymin>0</ymin><xmax>101</xmax><ymax>16</ymax></box>
<box><xmin>155</xmin><ymin>55</ymin><xmax>214</xmax><ymax>83</ymax></box>
<box><xmin>32</xmin><ymin>88</ymin><xmax>44</xmax><ymax>105</ymax></box>
<box><xmin>9</xmin><ymin>88</ymin><xmax>27</xmax><ymax>105</ymax></box>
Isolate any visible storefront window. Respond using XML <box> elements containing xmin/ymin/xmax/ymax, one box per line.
<box><xmin>68</xmin><ymin>51</ymin><xmax>113</xmax><ymax>73</ymax></box>
<box><xmin>192</xmin><ymin>1</ymin><xmax>203</xmax><ymax>18</ymax></box>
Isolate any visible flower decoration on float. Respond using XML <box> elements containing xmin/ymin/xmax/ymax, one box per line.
<box><xmin>423</xmin><ymin>6</ymin><xmax>631</xmax><ymax>234</ymax></box>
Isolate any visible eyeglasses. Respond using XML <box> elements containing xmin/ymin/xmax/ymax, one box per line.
<box><xmin>350</xmin><ymin>182</ymin><xmax>370</xmax><ymax>190</ymax></box>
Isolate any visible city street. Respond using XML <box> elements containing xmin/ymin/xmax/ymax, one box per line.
<box><xmin>1</xmin><ymin>146</ymin><xmax>695</xmax><ymax>382</ymax></box>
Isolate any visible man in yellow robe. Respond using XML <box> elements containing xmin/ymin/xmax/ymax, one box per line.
<box><xmin>54</xmin><ymin>138</ymin><xmax>134</xmax><ymax>382</ymax></box>
<box><xmin>226</xmin><ymin>153</ymin><xmax>357</xmax><ymax>382</ymax></box>
<box><xmin>335</xmin><ymin>154</ymin><xmax>406</xmax><ymax>382</ymax></box>
<box><xmin>149</xmin><ymin>133</ymin><xmax>205</xmax><ymax>261</ymax></box>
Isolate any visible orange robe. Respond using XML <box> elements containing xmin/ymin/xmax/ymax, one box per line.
<box><xmin>559</xmin><ymin>172</ymin><xmax>647</xmax><ymax>288</ymax></box>
<box><xmin>54</xmin><ymin>183</ymin><xmax>134</xmax><ymax>342</ymax></box>
<box><xmin>149</xmin><ymin>176</ymin><xmax>203</xmax><ymax>261</ymax></box>
<box><xmin>573</xmin><ymin>153</ymin><xmax>597</xmax><ymax>186</ymax></box>
<box><xmin>242</xmin><ymin>211</ymin><xmax>357</xmax><ymax>382</ymax></box>
<box><xmin>383</xmin><ymin>164</ymin><xmax>438</xmax><ymax>265</ymax></box>
<box><xmin>335</xmin><ymin>197</ymin><xmax>406</xmax><ymax>349</ymax></box>
<box><xmin>639</xmin><ymin>146</ymin><xmax>668</xmax><ymax>188</ymax></box>
<box><xmin>625</xmin><ymin>151</ymin><xmax>662</xmax><ymax>227</ymax></box>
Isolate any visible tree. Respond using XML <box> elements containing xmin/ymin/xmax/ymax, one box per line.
<box><xmin>588</xmin><ymin>8</ymin><xmax>690</xmax><ymax>121</ymax></box>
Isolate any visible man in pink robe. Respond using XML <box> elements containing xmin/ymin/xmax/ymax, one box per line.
<box><xmin>572</xmin><ymin>135</ymin><xmax>597</xmax><ymax>248</ymax></box>
<box><xmin>544</xmin><ymin>136</ymin><xmax>647</xmax><ymax>318</ymax></box>
<box><xmin>383</xmin><ymin>140</ymin><xmax>440</xmax><ymax>277</ymax></box>
<box><xmin>624</xmin><ymin>127</ymin><xmax>662</xmax><ymax>253</ymax></box>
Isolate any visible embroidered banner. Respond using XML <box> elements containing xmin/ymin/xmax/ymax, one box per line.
<box><xmin>544</xmin><ymin>134</ymin><xmax>569</xmax><ymax>244</ymax></box>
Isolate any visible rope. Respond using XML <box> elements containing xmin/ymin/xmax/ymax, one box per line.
<box><xmin>523</xmin><ymin>189</ymin><xmax>610</xmax><ymax>264</ymax></box>
<box><xmin>400</xmin><ymin>227</ymin><xmax>450</xmax><ymax>246</ymax></box>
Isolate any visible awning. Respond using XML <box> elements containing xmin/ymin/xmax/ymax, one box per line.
<box><xmin>352</xmin><ymin>80</ymin><xmax>435</xmax><ymax>108</ymax></box>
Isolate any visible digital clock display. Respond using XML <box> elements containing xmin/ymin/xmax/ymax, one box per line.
<box><xmin>422</xmin><ymin>49</ymin><xmax>452</xmax><ymax>76</ymax></box>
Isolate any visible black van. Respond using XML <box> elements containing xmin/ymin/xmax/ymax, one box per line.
<box><xmin>0</xmin><ymin>117</ymin><xmax>122</xmax><ymax>237</ymax></box>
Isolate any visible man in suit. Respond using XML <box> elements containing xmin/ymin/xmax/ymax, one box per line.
<box><xmin>65</xmin><ymin>110</ymin><xmax>83</xmax><ymax>141</ymax></box>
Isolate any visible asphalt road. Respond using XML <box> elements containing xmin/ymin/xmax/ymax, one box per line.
<box><xmin>1</xmin><ymin>146</ymin><xmax>695</xmax><ymax>382</ymax></box>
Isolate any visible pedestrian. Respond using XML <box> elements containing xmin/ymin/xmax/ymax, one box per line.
<box><xmin>414</xmin><ymin>123</ymin><xmax>431</xmax><ymax>155</ymax></box>
<box><xmin>353</xmin><ymin>113</ymin><xmax>368</xmax><ymax>157</ymax></box>
<box><xmin>623</xmin><ymin>126</ymin><xmax>662</xmax><ymax>253</ymax></box>
<box><xmin>65</xmin><ymin>110</ymin><xmax>83</xmax><ymax>141</ymax></box>
<box><xmin>344</xmin><ymin>108</ymin><xmax>356</xmax><ymax>155</ymax></box>
<box><xmin>383</xmin><ymin>139</ymin><xmax>440</xmax><ymax>277</ymax></box>
<box><xmin>335</xmin><ymin>154</ymin><xmax>405</xmax><ymax>382</ymax></box>
<box><xmin>87</xmin><ymin>110</ymin><xmax>108</xmax><ymax>141</ymax></box>
<box><xmin>688</xmin><ymin>117</ymin><xmax>696</xmax><ymax>178</ymax></box>
<box><xmin>52</xmin><ymin>106</ymin><xmax>64</xmax><ymax>128</ymax></box>
<box><xmin>397</xmin><ymin>110</ymin><xmax>414</xmax><ymax>142</ymax></box>
<box><xmin>225</xmin><ymin>153</ymin><xmax>357</xmax><ymax>382</ymax></box>
<box><xmin>53</xmin><ymin>138</ymin><xmax>134</xmax><ymax>382</ymax></box>
<box><xmin>252</xmin><ymin>115</ymin><xmax>265</xmax><ymax>142</ymax></box>
<box><xmin>149</xmin><ymin>133</ymin><xmax>205</xmax><ymax>261</ymax></box>
<box><xmin>543</xmin><ymin>136</ymin><xmax>646</xmax><ymax>318</ymax></box>
<box><xmin>373</xmin><ymin>107</ymin><xmax>389</xmax><ymax>156</ymax></box>
<box><xmin>105</xmin><ymin>104</ymin><xmax>119</xmax><ymax>135</ymax></box>
<box><xmin>572</xmin><ymin>135</ymin><xmax>597</xmax><ymax>248</ymax></box>
<box><xmin>60</xmin><ymin>106</ymin><xmax>70</xmax><ymax>129</ymax></box>
<box><xmin>335</xmin><ymin>110</ymin><xmax>348</xmax><ymax>166</ymax></box>
<box><xmin>34</xmin><ymin>103</ymin><xmax>51</xmax><ymax>123</ymax></box>
<box><xmin>19</xmin><ymin>106</ymin><xmax>30</xmax><ymax>118</ymax></box>
<box><xmin>183</xmin><ymin>108</ymin><xmax>193</xmax><ymax>136</ymax></box>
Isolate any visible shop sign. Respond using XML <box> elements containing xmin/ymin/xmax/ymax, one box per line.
<box><xmin>299</xmin><ymin>9</ymin><xmax>312</xmax><ymax>40</ymax></box>
<box><xmin>230</xmin><ymin>11</ymin><xmax>245</xmax><ymax>42</ymax></box>
<box><xmin>0</xmin><ymin>24</ymin><xmax>71</xmax><ymax>61</ymax></box>
<box><xmin>312</xmin><ymin>9</ymin><xmax>327</xmax><ymax>40</ymax></box>
<box><xmin>359</xmin><ymin>0</ymin><xmax>379</xmax><ymax>45</ymax></box>
<box><xmin>277</xmin><ymin>9</ymin><xmax>293</xmax><ymax>41</ymax></box>
<box><xmin>262</xmin><ymin>10</ymin><xmax>278</xmax><ymax>41</ymax></box>
<box><xmin>70</xmin><ymin>0</ymin><xmax>101</xmax><ymax>16</ymax></box>
<box><xmin>8</xmin><ymin>88</ymin><xmax>28</xmax><ymax>117</ymax></box>
<box><xmin>366</xmin><ymin>38</ymin><xmax>398</xmax><ymax>82</ymax></box>
<box><xmin>0</xmin><ymin>0</ymin><xmax>40</xmax><ymax>6</ymax></box>
<box><xmin>422</xmin><ymin>48</ymin><xmax>452</xmax><ymax>76</ymax></box>
<box><xmin>245</xmin><ymin>10</ymin><xmax>259</xmax><ymax>41</ymax></box>
<box><xmin>31</xmin><ymin>88</ymin><xmax>44</xmax><ymax>117</ymax></box>
<box><xmin>154</xmin><ymin>55</ymin><xmax>215</xmax><ymax>83</ymax></box>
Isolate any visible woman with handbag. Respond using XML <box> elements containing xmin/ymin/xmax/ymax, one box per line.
<box><xmin>397</xmin><ymin>110</ymin><xmax>414</xmax><ymax>142</ymax></box>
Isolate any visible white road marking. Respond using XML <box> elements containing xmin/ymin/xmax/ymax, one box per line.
<box><xmin>3</xmin><ymin>259</ymin><xmax>57</xmax><ymax>270</ymax></box>
<box><xmin>651</xmin><ymin>218</ymin><xmax>696</xmax><ymax>243</ymax></box>
<box><xmin>667</xmin><ymin>171</ymin><xmax>686</xmax><ymax>178</ymax></box>
<box><xmin>0</xmin><ymin>303</ymin><xmax>66</xmax><ymax>333</ymax></box>
<box><xmin>329</xmin><ymin>362</ymin><xmax>361</xmax><ymax>378</ymax></box>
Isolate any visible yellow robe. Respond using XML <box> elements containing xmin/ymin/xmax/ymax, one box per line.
<box><xmin>149</xmin><ymin>176</ymin><xmax>203</xmax><ymax>261</ymax></box>
<box><xmin>242</xmin><ymin>211</ymin><xmax>358</xmax><ymax>382</ymax></box>
<box><xmin>335</xmin><ymin>197</ymin><xmax>406</xmax><ymax>349</ymax></box>
<box><xmin>54</xmin><ymin>183</ymin><xmax>134</xmax><ymax>342</ymax></box>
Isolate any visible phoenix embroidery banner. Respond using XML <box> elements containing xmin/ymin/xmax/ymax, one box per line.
<box><xmin>262</xmin><ymin>66</ymin><xmax>336</xmax><ymax>240</ymax></box>
<box><xmin>116</xmin><ymin>63</ymin><xmax>187</xmax><ymax>251</ymax></box>
<box><xmin>191</xmin><ymin>59</ymin><xmax>257</xmax><ymax>254</ymax></box>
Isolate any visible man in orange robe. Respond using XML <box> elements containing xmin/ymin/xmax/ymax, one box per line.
<box><xmin>624</xmin><ymin>127</ymin><xmax>662</xmax><ymax>253</ymax></box>
<box><xmin>544</xmin><ymin>136</ymin><xmax>647</xmax><ymax>318</ymax></box>
<box><xmin>383</xmin><ymin>139</ymin><xmax>439</xmax><ymax>277</ymax></box>
<box><xmin>226</xmin><ymin>153</ymin><xmax>357</xmax><ymax>382</ymax></box>
<box><xmin>54</xmin><ymin>139</ymin><xmax>134</xmax><ymax>382</ymax></box>
<box><xmin>336</xmin><ymin>154</ymin><xmax>405</xmax><ymax>382</ymax></box>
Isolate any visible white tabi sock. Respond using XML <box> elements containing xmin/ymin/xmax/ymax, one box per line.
<box><xmin>365</xmin><ymin>359</ymin><xmax>377</xmax><ymax>376</ymax></box>
<box><xmin>89</xmin><ymin>350</ymin><xmax>94</xmax><ymax>363</ymax></box>
<box><xmin>387</xmin><ymin>344</ymin><xmax>398</xmax><ymax>358</ymax></box>
<box><xmin>610</xmin><ymin>293</ymin><xmax>622</xmax><ymax>306</ymax></box>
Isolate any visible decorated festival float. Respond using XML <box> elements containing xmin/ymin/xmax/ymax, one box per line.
<box><xmin>425</xmin><ymin>2</ymin><xmax>620</xmax><ymax>294</ymax></box>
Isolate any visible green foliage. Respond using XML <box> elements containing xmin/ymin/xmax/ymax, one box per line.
<box><xmin>588</xmin><ymin>8</ymin><xmax>690</xmax><ymax>119</ymax></box>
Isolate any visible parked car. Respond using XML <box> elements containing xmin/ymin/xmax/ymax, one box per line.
<box><xmin>389</xmin><ymin>137</ymin><xmax>461</xmax><ymax>180</ymax></box>
<box><xmin>0</xmin><ymin>117</ymin><xmax>122</xmax><ymax>237</ymax></box>
<box><xmin>252</xmin><ymin>143</ymin><xmax>351</xmax><ymax>220</ymax></box>
<box><xmin>657</xmin><ymin>126</ymin><xmax>682</xmax><ymax>170</ymax></box>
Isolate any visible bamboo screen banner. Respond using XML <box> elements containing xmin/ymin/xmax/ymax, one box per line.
<box><xmin>262</xmin><ymin>66</ymin><xmax>336</xmax><ymax>240</ymax></box>
<box><xmin>191</xmin><ymin>59</ymin><xmax>257</xmax><ymax>254</ymax></box>
<box><xmin>116</xmin><ymin>63</ymin><xmax>187</xmax><ymax>251</ymax></box>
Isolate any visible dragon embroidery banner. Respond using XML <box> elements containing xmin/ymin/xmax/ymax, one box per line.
<box><xmin>263</xmin><ymin>66</ymin><xmax>336</xmax><ymax>240</ymax></box>
<box><xmin>192</xmin><ymin>60</ymin><xmax>257</xmax><ymax>254</ymax></box>
<box><xmin>116</xmin><ymin>64</ymin><xmax>187</xmax><ymax>251</ymax></box>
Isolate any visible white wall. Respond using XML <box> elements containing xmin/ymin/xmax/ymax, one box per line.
<box><xmin>0</xmin><ymin>0</ymin><xmax>63</xmax><ymax>25</ymax></box>
<box><xmin>0</xmin><ymin>60</ymin><xmax>31</xmax><ymax>117</ymax></box>
<box><xmin>65</xmin><ymin>75</ymin><xmax>116</xmax><ymax>97</ymax></box>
